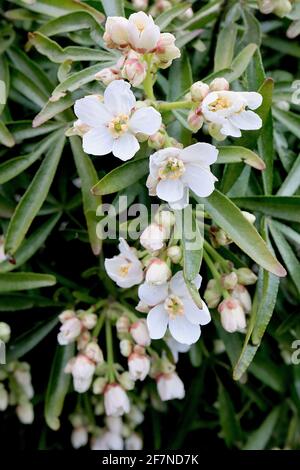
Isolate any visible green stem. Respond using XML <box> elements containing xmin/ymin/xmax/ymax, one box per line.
<box><xmin>105</xmin><ymin>318</ymin><xmax>115</xmax><ymax>383</ymax></box>
<box><xmin>203</xmin><ymin>240</ymin><xmax>230</xmax><ymax>272</ymax></box>
<box><xmin>92</xmin><ymin>310</ymin><xmax>106</xmax><ymax>337</ymax></box>
<box><xmin>203</xmin><ymin>250</ymin><xmax>221</xmax><ymax>280</ymax></box>
<box><xmin>157</xmin><ymin>100</ymin><xmax>194</xmax><ymax>112</ymax></box>
<box><xmin>143</xmin><ymin>54</ymin><xmax>155</xmax><ymax>100</ymax></box>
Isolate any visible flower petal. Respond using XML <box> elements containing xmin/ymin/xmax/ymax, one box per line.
<box><xmin>180</xmin><ymin>143</ymin><xmax>219</xmax><ymax>165</ymax></box>
<box><xmin>138</xmin><ymin>282</ymin><xmax>168</xmax><ymax>306</ymax></box>
<box><xmin>147</xmin><ymin>305</ymin><xmax>168</xmax><ymax>339</ymax></box>
<box><xmin>183</xmin><ymin>299</ymin><xmax>211</xmax><ymax>325</ymax></box>
<box><xmin>82</xmin><ymin>126</ymin><xmax>114</xmax><ymax>155</ymax></box>
<box><xmin>156</xmin><ymin>179</ymin><xmax>184</xmax><ymax>202</ymax></box>
<box><xmin>74</xmin><ymin>97</ymin><xmax>112</xmax><ymax>127</ymax></box>
<box><xmin>104</xmin><ymin>80</ymin><xmax>136</xmax><ymax>116</ymax></box>
<box><xmin>169</xmin><ymin>271</ymin><xmax>189</xmax><ymax>297</ymax></box>
<box><xmin>182</xmin><ymin>164</ymin><xmax>217</xmax><ymax>197</ymax></box>
<box><xmin>220</xmin><ymin>120</ymin><xmax>241</xmax><ymax>137</ymax></box>
<box><xmin>112</xmin><ymin>133</ymin><xmax>140</xmax><ymax>160</ymax></box>
<box><xmin>240</xmin><ymin>92</ymin><xmax>263</xmax><ymax>110</ymax></box>
<box><xmin>139</xmin><ymin>25</ymin><xmax>160</xmax><ymax>50</ymax></box>
<box><xmin>229</xmin><ymin>110</ymin><xmax>262</xmax><ymax>131</ymax></box>
<box><xmin>129</xmin><ymin>107</ymin><xmax>162</xmax><ymax>135</ymax></box>
<box><xmin>169</xmin><ymin>316</ymin><xmax>200</xmax><ymax>345</ymax></box>
<box><xmin>169</xmin><ymin>187</ymin><xmax>189</xmax><ymax>210</ymax></box>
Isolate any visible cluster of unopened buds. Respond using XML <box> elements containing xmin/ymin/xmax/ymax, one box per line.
<box><xmin>0</xmin><ymin>323</ymin><xmax>35</xmax><ymax>425</ymax></box>
<box><xmin>258</xmin><ymin>0</ymin><xmax>300</xmax><ymax>38</ymax></box>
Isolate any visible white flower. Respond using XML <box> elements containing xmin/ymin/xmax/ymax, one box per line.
<box><xmin>166</xmin><ymin>337</ymin><xmax>190</xmax><ymax>363</ymax></box>
<box><xmin>84</xmin><ymin>342</ymin><xmax>104</xmax><ymax>364</ymax></box>
<box><xmin>71</xmin><ymin>427</ymin><xmax>88</xmax><ymax>449</ymax></box>
<box><xmin>57</xmin><ymin>317</ymin><xmax>82</xmax><ymax>345</ymax></box>
<box><xmin>154</xmin><ymin>32</ymin><xmax>181</xmax><ymax>69</ymax></box>
<box><xmin>138</xmin><ymin>271</ymin><xmax>211</xmax><ymax>345</ymax></box>
<box><xmin>128</xmin><ymin>353</ymin><xmax>150</xmax><ymax>381</ymax></box>
<box><xmin>130</xmin><ymin>319</ymin><xmax>151</xmax><ymax>346</ymax></box>
<box><xmin>201</xmin><ymin>90</ymin><xmax>263</xmax><ymax>138</ymax></box>
<box><xmin>145</xmin><ymin>259</ymin><xmax>171</xmax><ymax>285</ymax></box>
<box><xmin>0</xmin><ymin>385</ymin><xmax>8</xmax><ymax>411</ymax></box>
<box><xmin>81</xmin><ymin>313</ymin><xmax>97</xmax><ymax>330</ymax></box>
<box><xmin>140</xmin><ymin>223</ymin><xmax>166</xmax><ymax>252</ymax></box>
<box><xmin>147</xmin><ymin>143</ymin><xmax>218</xmax><ymax>209</ymax></box>
<box><xmin>231</xmin><ymin>285</ymin><xmax>252</xmax><ymax>313</ymax></box>
<box><xmin>125</xmin><ymin>433</ymin><xmax>143</xmax><ymax>450</ymax></box>
<box><xmin>91</xmin><ymin>431</ymin><xmax>123</xmax><ymax>450</ymax></box>
<box><xmin>105</xmin><ymin>238</ymin><xmax>144</xmax><ymax>288</ymax></box>
<box><xmin>68</xmin><ymin>355</ymin><xmax>95</xmax><ymax>393</ymax></box>
<box><xmin>16</xmin><ymin>402</ymin><xmax>34</xmax><ymax>424</ymax></box>
<box><xmin>104</xmin><ymin>384</ymin><xmax>130</xmax><ymax>417</ymax></box>
<box><xmin>218</xmin><ymin>298</ymin><xmax>246</xmax><ymax>333</ymax></box>
<box><xmin>128</xmin><ymin>12</ymin><xmax>160</xmax><ymax>52</ymax></box>
<box><xmin>127</xmin><ymin>405</ymin><xmax>144</xmax><ymax>425</ymax></box>
<box><xmin>105</xmin><ymin>416</ymin><xmax>123</xmax><ymax>435</ymax></box>
<box><xmin>74</xmin><ymin>80</ymin><xmax>162</xmax><ymax>160</ymax></box>
<box><xmin>157</xmin><ymin>372</ymin><xmax>185</xmax><ymax>401</ymax></box>
<box><xmin>104</xmin><ymin>17</ymin><xmax>129</xmax><ymax>49</ymax></box>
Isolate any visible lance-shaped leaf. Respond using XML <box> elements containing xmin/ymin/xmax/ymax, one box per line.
<box><xmin>272</xmin><ymin>107</ymin><xmax>300</xmax><ymax>139</ymax></box>
<box><xmin>217</xmin><ymin>146</ymin><xmax>266</xmax><ymax>170</ymax></box>
<box><xmin>178</xmin><ymin>206</ymin><xmax>203</xmax><ymax>281</ymax></box>
<box><xmin>70</xmin><ymin>136</ymin><xmax>102</xmax><ymax>255</ymax></box>
<box><xmin>4</xmin><ymin>134</ymin><xmax>65</xmax><ymax>255</ymax></box>
<box><xmin>33</xmin><ymin>93</ymin><xmax>75</xmax><ymax>127</ymax></box>
<box><xmin>277</xmin><ymin>153</ymin><xmax>300</xmax><ymax>196</ymax></box>
<box><xmin>231</xmin><ymin>196</ymin><xmax>300</xmax><ymax>223</ymax></box>
<box><xmin>214</xmin><ymin>24</ymin><xmax>237</xmax><ymax>72</ymax></box>
<box><xmin>194</xmin><ymin>190</ymin><xmax>286</xmax><ymax>277</ymax></box>
<box><xmin>7</xmin><ymin>120</ymin><xmax>64</xmax><ymax>143</ymax></box>
<box><xmin>178</xmin><ymin>0</ymin><xmax>221</xmax><ymax>30</ymax></box>
<box><xmin>11</xmin><ymin>68</ymin><xmax>48</xmax><ymax>107</ymax></box>
<box><xmin>92</xmin><ymin>158</ymin><xmax>149</xmax><ymax>196</ymax></box>
<box><xmin>218</xmin><ymin>380</ymin><xmax>242</xmax><ymax>448</ymax></box>
<box><xmin>226</xmin><ymin>43</ymin><xmax>257</xmax><ymax>83</ymax></box>
<box><xmin>0</xmin><ymin>122</ymin><xmax>14</xmax><ymax>148</ymax></box>
<box><xmin>243</xmin><ymin>406</ymin><xmax>281</xmax><ymax>450</ymax></box>
<box><xmin>0</xmin><ymin>23</ymin><xmax>15</xmax><ymax>54</ymax></box>
<box><xmin>0</xmin><ymin>273</ymin><xmax>56</xmax><ymax>293</ymax></box>
<box><xmin>45</xmin><ymin>343</ymin><xmax>75</xmax><ymax>431</ymax></box>
<box><xmin>155</xmin><ymin>3</ymin><xmax>192</xmax><ymax>30</ymax></box>
<box><xmin>101</xmin><ymin>0</ymin><xmax>124</xmax><ymax>16</ymax></box>
<box><xmin>0</xmin><ymin>56</ymin><xmax>10</xmax><ymax>115</ymax></box>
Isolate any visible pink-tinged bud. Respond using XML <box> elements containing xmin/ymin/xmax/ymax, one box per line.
<box><xmin>0</xmin><ymin>385</ymin><xmax>8</xmax><ymax>411</ymax></box>
<box><xmin>190</xmin><ymin>81</ymin><xmax>209</xmax><ymax>102</ymax></box>
<box><xmin>71</xmin><ymin>426</ymin><xmax>88</xmax><ymax>449</ymax></box>
<box><xmin>130</xmin><ymin>319</ymin><xmax>151</xmax><ymax>347</ymax></box>
<box><xmin>236</xmin><ymin>268</ymin><xmax>257</xmax><ymax>286</ymax></box>
<box><xmin>154</xmin><ymin>210</ymin><xmax>175</xmax><ymax>232</ymax></box>
<box><xmin>120</xmin><ymin>339</ymin><xmax>133</xmax><ymax>358</ymax></box>
<box><xmin>167</xmin><ymin>245</ymin><xmax>182</xmax><ymax>264</ymax></box>
<box><xmin>209</xmin><ymin>77</ymin><xmax>230</xmax><ymax>92</ymax></box>
<box><xmin>145</xmin><ymin>258</ymin><xmax>171</xmax><ymax>285</ymax></box>
<box><xmin>132</xmin><ymin>0</ymin><xmax>148</xmax><ymax>10</ymax></box>
<box><xmin>150</xmin><ymin>0</ymin><xmax>172</xmax><ymax>16</ymax></box>
<box><xmin>95</xmin><ymin>67</ymin><xmax>121</xmax><ymax>86</ymax></box>
<box><xmin>59</xmin><ymin>309</ymin><xmax>76</xmax><ymax>323</ymax></box>
<box><xmin>69</xmin><ymin>355</ymin><xmax>95</xmax><ymax>393</ymax></box>
<box><xmin>140</xmin><ymin>223</ymin><xmax>166</xmax><ymax>252</ymax></box>
<box><xmin>121</xmin><ymin>51</ymin><xmax>147</xmax><ymax>87</ymax></box>
<box><xmin>221</xmin><ymin>272</ymin><xmax>238</xmax><ymax>290</ymax></box>
<box><xmin>128</xmin><ymin>353</ymin><xmax>150</xmax><ymax>381</ymax></box>
<box><xmin>157</xmin><ymin>372</ymin><xmax>185</xmax><ymax>401</ymax></box>
<box><xmin>136</xmin><ymin>300</ymin><xmax>150</xmax><ymax>313</ymax></box>
<box><xmin>218</xmin><ymin>298</ymin><xmax>246</xmax><ymax>333</ymax></box>
<box><xmin>16</xmin><ymin>402</ymin><xmax>34</xmax><ymax>424</ymax></box>
<box><xmin>84</xmin><ymin>342</ymin><xmax>103</xmax><ymax>365</ymax></box>
<box><xmin>188</xmin><ymin>108</ymin><xmax>204</xmax><ymax>132</ymax></box>
<box><xmin>81</xmin><ymin>313</ymin><xmax>97</xmax><ymax>330</ymax></box>
<box><xmin>57</xmin><ymin>317</ymin><xmax>82</xmax><ymax>345</ymax></box>
<box><xmin>93</xmin><ymin>377</ymin><xmax>107</xmax><ymax>395</ymax></box>
<box><xmin>104</xmin><ymin>17</ymin><xmax>129</xmax><ymax>49</ymax></box>
<box><xmin>204</xmin><ymin>279</ymin><xmax>221</xmax><ymax>308</ymax></box>
<box><xmin>231</xmin><ymin>285</ymin><xmax>252</xmax><ymax>313</ymax></box>
<box><xmin>104</xmin><ymin>384</ymin><xmax>130</xmax><ymax>417</ymax></box>
<box><xmin>77</xmin><ymin>330</ymin><xmax>91</xmax><ymax>351</ymax></box>
<box><xmin>125</xmin><ymin>433</ymin><xmax>143</xmax><ymax>450</ymax></box>
<box><xmin>148</xmin><ymin>130</ymin><xmax>166</xmax><ymax>149</ymax></box>
<box><xmin>154</xmin><ymin>33</ymin><xmax>181</xmax><ymax>69</ymax></box>
<box><xmin>116</xmin><ymin>315</ymin><xmax>130</xmax><ymax>334</ymax></box>
<box><xmin>242</xmin><ymin>211</ymin><xmax>256</xmax><ymax>225</ymax></box>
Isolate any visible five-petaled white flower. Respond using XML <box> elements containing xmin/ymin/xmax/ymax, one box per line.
<box><xmin>201</xmin><ymin>90</ymin><xmax>263</xmax><ymax>138</ymax></box>
<box><xmin>138</xmin><ymin>271</ymin><xmax>211</xmax><ymax>345</ymax></box>
<box><xmin>105</xmin><ymin>238</ymin><xmax>144</xmax><ymax>288</ymax></box>
<box><xmin>157</xmin><ymin>372</ymin><xmax>185</xmax><ymax>401</ymax></box>
<box><xmin>146</xmin><ymin>143</ymin><xmax>218</xmax><ymax>209</ymax></box>
<box><xmin>74</xmin><ymin>80</ymin><xmax>162</xmax><ymax>160</ymax></box>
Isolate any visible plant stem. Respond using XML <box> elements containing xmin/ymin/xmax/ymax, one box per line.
<box><xmin>143</xmin><ymin>54</ymin><xmax>155</xmax><ymax>100</ymax></box>
<box><xmin>203</xmin><ymin>250</ymin><xmax>221</xmax><ymax>280</ymax></box>
<box><xmin>92</xmin><ymin>310</ymin><xmax>106</xmax><ymax>337</ymax></box>
<box><xmin>157</xmin><ymin>100</ymin><xmax>194</xmax><ymax>112</ymax></box>
<box><xmin>203</xmin><ymin>240</ymin><xmax>230</xmax><ymax>272</ymax></box>
<box><xmin>105</xmin><ymin>318</ymin><xmax>115</xmax><ymax>383</ymax></box>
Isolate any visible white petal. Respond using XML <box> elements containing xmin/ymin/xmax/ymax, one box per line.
<box><xmin>104</xmin><ymin>80</ymin><xmax>136</xmax><ymax>115</ymax></box>
<box><xmin>112</xmin><ymin>133</ymin><xmax>140</xmax><ymax>161</ymax></box>
<box><xmin>229</xmin><ymin>110</ymin><xmax>262</xmax><ymax>130</ymax></box>
<box><xmin>138</xmin><ymin>282</ymin><xmax>168</xmax><ymax>306</ymax></box>
<box><xmin>74</xmin><ymin>97</ymin><xmax>112</xmax><ymax>127</ymax></box>
<box><xmin>220</xmin><ymin>120</ymin><xmax>241</xmax><ymax>137</ymax></box>
<box><xmin>183</xmin><ymin>164</ymin><xmax>217</xmax><ymax>198</ymax></box>
<box><xmin>183</xmin><ymin>299</ymin><xmax>211</xmax><ymax>325</ymax></box>
<box><xmin>139</xmin><ymin>25</ymin><xmax>160</xmax><ymax>50</ymax></box>
<box><xmin>168</xmin><ymin>187</ymin><xmax>189</xmax><ymax>210</ymax></box>
<box><xmin>180</xmin><ymin>143</ymin><xmax>219</xmax><ymax>165</ymax></box>
<box><xmin>147</xmin><ymin>305</ymin><xmax>168</xmax><ymax>339</ymax></box>
<box><xmin>169</xmin><ymin>316</ymin><xmax>200</xmax><ymax>345</ymax></box>
<box><xmin>129</xmin><ymin>107</ymin><xmax>162</xmax><ymax>135</ymax></box>
<box><xmin>82</xmin><ymin>126</ymin><xmax>114</xmax><ymax>155</ymax></box>
<box><xmin>240</xmin><ymin>92</ymin><xmax>263</xmax><ymax>110</ymax></box>
<box><xmin>156</xmin><ymin>179</ymin><xmax>184</xmax><ymax>203</ymax></box>
<box><xmin>169</xmin><ymin>271</ymin><xmax>189</xmax><ymax>297</ymax></box>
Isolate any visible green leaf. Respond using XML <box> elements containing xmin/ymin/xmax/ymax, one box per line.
<box><xmin>155</xmin><ymin>3</ymin><xmax>192</xmax><ymax>30</ymax></box>
<box><xmin>259</xmin><ymin>113</ymin><xmax>274</xmax><ymax>195</ymax></box>
<box><xmin>264</xmin><ymin>36</ymin><xmax>300</xmax><ymax>58</ymax></box>
<box><xmin>7</xmin><ymin>120</ymin><xmax>64</xmax><ymax>143</ymax></box>
<box><xmin>243</xmin><ymin>407</ymin><xmax>281</xmax><ymax>450</ymax></box>
<box><xmin>7</xmin><ymin>315</ymin><xmax>59</xmax><ymax>362</ymax></box>
<box><xmin>179</xmin><ymin>206</ymin><xmax>202</xmax><ymax>281</ymax></box>
<box><xmin>273</xmin><ymin>107</ymin><xmax>300</xmax><ymax>139</ymax></box>
<box><xmin>101</xmin><ymin>0</ymin><xmax>124</xmax><ymax>16</ymax></box>
<box><xmin>194</xmin><ymin>190</ymin><xmax>286</xmax><ymax>277</ymax></box>
<box><xmin>214</xmin><ymin>24</ymin><xmax>237</xmax><ymax>72</ymax></box>
<box><xmin>231</xmin><ymin>196</ymin><xmax>300</xmax><ymax>223</ymax></box>
<box><xmin>226</xmin><ymin>43</ymin><xmax>257</xmax><ymax>83</ymax></box>
<box><xmin>0</xmin><ymin>273</ymin><xmax>56</xmax><ymax>293</ymax></box>
<box><xmin>4</xmin><ymin>134</ymin><xmax>65</xmax><ymax>255</ymax></box>
<box><xmin>0</xmin><ymin>23</ymin><xmax>15</xmax><ymax>54</ymax></box>
<box><xmin>45</xmin><ymin>343</ymin><xmax>75</xmax><ymax>431</ymax></box>
<box><xmin>0</xmin><ymin>56</ymin><xmax>10</xmax><ymax>115</ymax></box>
<box><xmin>167</xmin><ymin>49</ymin><xmax>192</xmax><ymax>101</ymax></box>
<box><xmin>70</xmin><ymin>136</ymin><xmax>102</xmax><ymax>255</ymax></box>
<box><xmin>277</xmin><ymin>153</ymin><xmax>300</xmax><ymax>196</ymax></box>
<box><xmin>33</xmin><ymin>94</ymin><xmax>75</xmax><ymax>127</ymax></box>
<box><xmin>178</xmin><ymin>0</ymin><xmax>221</xmax><ymax>30</ymax></box>
<box><xmin>0</xmin><ymin>122</ymin><xmax>15</xmax><ymax>148</ymax></box>
<box><xmin>0</xmin><ymin>295</ymin><xmax>35</xmax><ymax>311</ymax></box>
<box><xmin>11</xmin><ymin>68</ymin><xmax>48</xmax><ymax>107</ymax></box>
<box><xmin>218</xmin><ymin>380</ymin><xmax>242</xmax><ymax>448</ymax></box>
<box><xmin>217</xmin><ymin>146</ymin><xmax>266</xmax><ymax>170</ymax></box>
<box><xmin>91</xmin><ymin>158</ymin><xmax>148</xmax><ymax>196</ymax></box>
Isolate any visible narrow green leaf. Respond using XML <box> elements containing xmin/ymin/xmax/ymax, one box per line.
<box><xmin>277</xmin><ymin>153</ymin><xmax>300</xmax><ymax>196</ymax></box>
<box><xmin>218</xmin><ymin>380</ymin><xmax>242</xmax><ymax>448</ymax></box>
<box><xmin>0</xmin><ymin>56</ymin><xmax>10</xmax><ymax>115</ymax></box>
<box><xmin>11</xmin><ymin>68</ymin><xmax>48</xmax><ymax>107</ymax></box>
<box><xmin>0</xmin><ymin>121</ymin><xmax>15</xmax><ymax>148</ymax></box>
<box><xmin>273</xmin><ymin>107</ymin><xmax>300</xmax><ymax>139</ymax></box>
<box><xmin>232</xmin><ymin>196</ymin><xmax>300</xmax><ymax>223</ymax></box>
<box><xmin>214</xmin><ymin>24</ymin><xmax>237</xmax><ymax>72</ymax></box>
<box><xmin>101</xmin><ymin>0</ymin><xmax>124</xmax><ymax>16</ymax></box>
<box><xmin>33</xmin><ymin>94</ymin><xmax>75</xmax><ymax>127</ymax></box>
<box><xmin>178</xmin><ymin>0</ymin><xmax>221</xmax><ymax>30</ymax></box>
<box><xmin>0</xmin><ymin>273</ymin><xmax>56</xmax><ymax>292</ymax></box>
<box><xmin>217</xmin><ymin>146</ymin><xmax>266</xmax><ymax>170</ymax></box>
<box><xmin>167</xmin><ymin>49</ymin><xmax>192</xmax><ymax>101</ymax></box>
<box><xmin>0</xmin><ymin>23</ymin><xmax>15</xmax><ymax>54</ymax></box>
<box><xmin>0</xmin><ymin>295</ymin><xmax>34</xmax><ymax>311</ymax></box>
<box><xmin>226</xmin><ymin>43</ymin><xmax>257</xmax><ymax>83</ymax></box>
<box><xmin>179</xmin><ymin>206</ymin><xmax>202</xmax><ymax>281</ymax></box>
<box><xmin>243</xmin><ymin>407</ymin><xmax>281</xmax><ymax>450</ymax></box>
<box><xmin>155</xmin><ymin>3</ymin><xmax>192</xmax><ymax>30</ymax></box>
<box><xmin>7</xmin><ymin>120</ymin><xmax>64</xmax><ymax>143</ymax></box>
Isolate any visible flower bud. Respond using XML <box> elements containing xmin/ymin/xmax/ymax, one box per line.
<box><xmin>0</xmin><ymin>385</ymin><xmax>8</xmax><ymax>411</ymax></box>
<box><xmin>69</xmin><ymin>355</ymin><xmax>95</xmax><ymax>393</ymax></box>
<box><xmin>84</xmin><ymin>342</ymin><xmax>103</xmax><ymax>365</ymax></box>
<box><xmin>154</xmin><ymin>33</ymin><xmax>181</xmax><ymax>69</ymax></box>
<box><xmin>231</xmin><ymin>285</ymin><xmax>252</xmax><ymax>313</ymax></box>
<box><xmin>104</xmin><ymin>384</ymin><xmax>130</xmax><ymax>416</ymax></box>
<box><xmin>128</xmin><ymin>353</ymin><xmax>150</xmax><ymax>381</ymax></box>
<box><xmin>210</xmin><ymin>226</ymin><xmax>231</xmax><ymax>247</ymax></box>
<box><xmin>105</xmin><ymin>415</ymin><xmax>123</xmax><ymax>435</ymax></box>
<box><xmin>190</xmin><ymin>81</ymin><xmax>209</xmax><ymax>102</ymax></box>
<box><xmin>81</xmin><ymin>313</ymin><xmax>97</xmax><ymax>330</ymax></box>
<box><xmin>274</xmin><ymin>0</ymin><xmax>292</xmax><ymax>17</ymax></box>
<box><xmin>77</xmin><ymin>330</ymin><xmax>91</xmax><ymax>351</ymax></box>
<box><xmin>104</xmin><ymin>17</ymin><xmax>129</xmax><ymax>49</ymax></box>
<box><xmin>57</xmin><ymin>317</ymin><xmax>82</xmax><ymax>345</ymax></box>
<box><xmin>127</xmin><ymin>405</ymin><xmax>144</xmax><ymax>425</ymax></box>
<box><xmin>242</xmin><ymin>211</ymin><xmax>256</xmax><ymax>225</ymax></box>
<box><xmin>148</xmin><ymin>130</ymin><xmax>166</xmax><ymax>150</ymax></box>
<box><xmin>132</xmin><ymin>0</ymin><xmax>148</xmax><ymax>10</ymax></box>
<box><xmin>167</xmin><ymin>245</ymin><xmax>182</xmax><ymax>264</ymax></box>
<box><xmin>218</xmin><ymin>298</ymin><xmax>246</xmax><ymax>333</ymax></box>
<box><xmin>140</xmin><ymin>223</ymin><xmax>166</xmax><ymax>252</ymax></box>
<box><xmin>0</xmin><ymin>322</ymin><xmax>11</xmax><ymax>343</ymax></box>
<box><xmin>120</xmin><ymin>339</ymin><xmax>133</xmax><ymax>358</ymax></box>
<box><xmin>209</xmin><ymin>77</ymin><xmax>230</xmax><ymax>92</ymax></box>
<box><xmin>121</xmin><ymin>51</ymin><xmax>147</xmax><ymax>87</ymax></box>
<box><xmin>130</xmin><ymin>319</ymin><xmax>151</xmax><ymax>347</ymax></box>
<box><xmin>221</xmin><ymin>272</ymin><xmax>238</xmax><ymax>290</ymax></box>
<box><xmin>207</xmin><ymin>123</ymin><xmax>227</xmax><ymax>141</ymax></box>
<box><xmin>204</xmin><ymin>279</ymin><xmax>221</xmax><ymax>308</ymax></box>
<box><xmin>116</xmin><ymin>315</ymin><xmax>130</xmax><ymax>334</ymax></box>
<box><xmin>145</xmin><ymin>259</ymin><xmax>171</xmax><ymax>285</ymax></box>
<box><xmin>93</xmin><ymin>377</ymin><xmax>107</xmax><ymax>395</ymax></box>
<box><xmin>16</xmin><ymin>402</ymin><xmax>34</xmax><ymax>424</ymax></box>
<box><xmin>71</xmin><ymin>426</ymin><xmax>88</xmax><ymax>449</ymax></box>
<box><xmin>154</xmin><ymin>210</ymin><xmax>175</xmax><ymax>234</ymax></box>
<box><xmin>118</xmin><ymin>372</ymin><xmax>135</xmax><ymax>391</ymax></box>
<box><xmin>128</xmin><ymin>12</ymin><xmax>160</xmax><ymax>53</ymax></box>
<box><xmin>95</xmin><ymin>67</ymin><xmax>121</xmax><ymax>86</ymax></box>
<box><xmin>125</xmin><ymin>433</ymin><xmax>143</xmax><ymax>450</ymax></box>
<box><xmin>183</xmin><ymin>7</ymin><xmax>194</xmax><ymax>20</ymax></box>
<box><xmin>187</xmin><ymin>108</ymin><xmax>204</xmax><ymax>132</ymax></box>
<box><xmin>59</xmin><ymin>309</ymin><xmax>76</xmax><ymax>323</ymax></box>
<box><xmin>236</xmin><ymin>268</ymin><xmax>257</xmax><ymax>286</ymax></box>
<box><xmin>14</xmin><ymin>368</ymin><xmax>34</xmax><ymax>400</ymax></box>
<box><xmin>135</xmin><ymin>301</ymin><xmax>150</xmax><ymax>313</ymax></box>
<box><xmin>157</xmin><ymin>372</ymin><xmax>185</xmax><ymax>401</ymax></box>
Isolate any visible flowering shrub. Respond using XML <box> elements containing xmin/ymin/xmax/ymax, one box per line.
<box><xmin>0</xmin><ymin>0</ymin><xmax>300</xmax><ymax>451</ymax></box>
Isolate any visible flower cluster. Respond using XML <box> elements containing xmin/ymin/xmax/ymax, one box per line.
<box><xmin>258</xmin><ymin>0</ymin><xmax>300</xmax><ymax>38</ymax></box>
